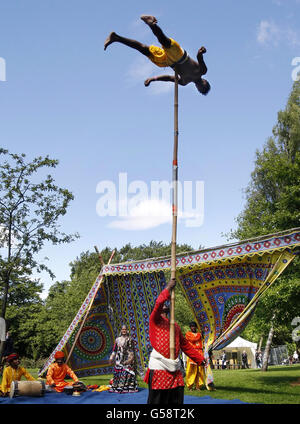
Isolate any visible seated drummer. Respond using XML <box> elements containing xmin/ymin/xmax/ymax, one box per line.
<box><xmin>0</xmin><ymin>353</ymin><xmax>35</xmax><ymax>396</ymax></box>
<box><xmin>46</xmin><ymin>351</ymin><xmax>79</xmax><ymax>392</ymax></box>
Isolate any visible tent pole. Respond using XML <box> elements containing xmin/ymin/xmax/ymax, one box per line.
<box><xmin>66</xmin><ymin>249</ymin><xmax>115</xmax><ymax>365</ymax></box>
<box><xmin>94</xmin><ymin>245</ymin><xmax>105</xmax><ymax>267</ymax></box>
<box><xmin>170</xmin><ymin>71</ymin><xmax>179</xmax><ymax>360</ymax></box>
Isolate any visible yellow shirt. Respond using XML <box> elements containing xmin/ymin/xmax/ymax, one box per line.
<box><xmin>0</xmin><ymin>365</ymin><xmax>35</xmax><ymax>395</ymax></box>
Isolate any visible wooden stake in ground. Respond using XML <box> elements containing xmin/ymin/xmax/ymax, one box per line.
<box><xmin>66</xmin><ymin>249</ymin><xmax>115</xmax><ymax>365</ymax></box>
<box><xmin>170</xmin><ymin>71</ymin><xmax>179</xmax><ymax>360</ymax></box>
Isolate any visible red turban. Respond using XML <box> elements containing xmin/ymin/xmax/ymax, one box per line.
<box><xmin>6</xmin><ymin>353</ymin><xmax>19</xmax><ymax>362</ymax></box>
<box><xmin>54</xmin><ymin>351</ymin><xmax>65</xmax><ymax>359</ymax></box>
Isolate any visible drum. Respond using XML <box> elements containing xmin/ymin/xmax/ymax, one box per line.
<box><xmin>10</xmin><ymin>380</ymin><xmax>46</xmax><ymax>398</ymax></box>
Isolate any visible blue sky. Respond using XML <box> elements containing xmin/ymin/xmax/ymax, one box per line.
<box><xmin>0</xmin><ymin>0</ymin><xmax>299</xmax><ymax>298</ymax></box>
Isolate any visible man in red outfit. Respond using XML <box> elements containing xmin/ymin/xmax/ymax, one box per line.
<box><xmin>144</xmin><ymin>278</ymin><xmax>206</xmax><ymax>404</ymax></box>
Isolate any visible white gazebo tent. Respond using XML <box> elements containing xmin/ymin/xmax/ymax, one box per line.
<box><xmin>221</xmin><ymin>336</ymin><xmax>257</xmax><ymax>368</ymax></box>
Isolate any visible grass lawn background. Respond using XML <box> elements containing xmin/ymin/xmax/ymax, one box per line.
<box><xmin>10</xmin><ymin>364</ymin><xmax>299</xmax><ymax>404</ymax></box>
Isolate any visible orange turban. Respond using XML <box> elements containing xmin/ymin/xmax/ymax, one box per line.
<box><xmin>54</xmin><ymin>351</ymin><xmax>65</xmax><ymax>359</ymax></box>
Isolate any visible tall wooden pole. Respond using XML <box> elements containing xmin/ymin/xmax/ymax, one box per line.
<box><xmin>170</xmin><ymin>71</ymin><xmax>179</xmax><ymax>360</ymax></box>
<box><xmin>66</xmin><ymin>249</ymin><xmax>115</xmax><ymax>365</ymax></box>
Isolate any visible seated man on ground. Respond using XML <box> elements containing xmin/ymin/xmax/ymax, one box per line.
<box><xmin>46</xmin><ymin>351</ymin><xmax>79</xmax><ymax>392</ymax></box>
<box><xmin>0</xmin><ymin>353</ymin><xmax>35</xmax><ymax>396</ymax></box>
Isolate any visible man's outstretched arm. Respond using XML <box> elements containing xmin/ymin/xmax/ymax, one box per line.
<box><xmin>196</xmin><ymin>47</ymin><xmax>207</xmax><ymax>75</ymax></box>
<box><xmin>144</xmin><ymin>75</ymin><xmax>185</xmax><ymax>86</ymax></box>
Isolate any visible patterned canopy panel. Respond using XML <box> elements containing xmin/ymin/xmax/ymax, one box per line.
<box><xmin>39</xmin><ymin>228</ymin><xmax>300</xmax><ymax>377</ymax></box>
<box><xmin>104</xmin><ymin>271</ymin><xmax>166</xmax><ymax>374</ymax></box>
<box><xmin>63</xmin><ymin>285</ymin><xmax>115</xmax><ymax>377</ymax></box>
<box><xmin>177</xmin><ymin>249</ymin><xmax>294</xmax><ymax>351</ymax></box>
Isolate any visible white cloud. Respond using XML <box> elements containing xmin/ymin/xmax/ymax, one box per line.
<box><xmin>108</xmin><ymin>198</ymin><xmax>171</xmax><ymax>230</ymax></box>
<box><xmin>149</xmin><ymin>81</ymin><xmax>173</xmax><ymax>95</ymax></box>
<box><xmin>126</xmin><ymin>56</ymin><xmax>173</xmax><ymax>95</ymax></box>
<box><xmin>127</xmin><ymin>56</ymin><xmax>155</xmax><ymax>81</ymax></box>
<box><xmin>273</xmin><ymin>0</ymin><xmax>300</xmax><ymax>6</ymax></box>
<box><xmin>129</xmin><ymin>17</ymin><xmax>152</xmax><ymax>40</ymax></box>
<box><xmin>108</xmin><ymin>198</ymin><xmax>203</xmax><ymax>230</ymax></box>
<box><xmin>272</xmin><ymin>0</ymin><xmax>283</xmax><ymax>5</ymax></box>
<box><xmin>257</xmin><ymin>20</ymin><xmax>281</xmax><ymax>45</ymax></box>
<box><xmin>286</xmin><ymin>28</ymin><xmax>300</xmax><ymax>46</ymax></box>
<box><xmin>257</xmin><ymin>20</ymin><xmax>300</xmax><ymax>47</ymax></box>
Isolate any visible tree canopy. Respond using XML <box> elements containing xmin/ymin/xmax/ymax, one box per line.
<box><xmin>229</xmin><ymin>81</ymin><xmax>300</xmax><ymax>355</ymax></box>
<box><xmin>230</xmin><ymin>80</ymin><xmax>300</xmax><ymax>241</ymax></box>
<box><xmin>0</xmin><ymin>149</ymin><xmax>79</xmax><ymax>320</ymax></box>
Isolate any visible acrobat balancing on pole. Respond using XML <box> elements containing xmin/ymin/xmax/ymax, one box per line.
<box><xmin>104</xmin><ymin>15</ymin><xmax>210</xmax><ymax>96</ymax></box>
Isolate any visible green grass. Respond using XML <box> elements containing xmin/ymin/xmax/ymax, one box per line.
<box><xmin>3</xmin><ymin>365</ymin><xmax>300</xmax><ymax>404</ymax></box>
<box><xmin>182</xmin><ymin>365</ymin><xmax>300</xmax><ymax>404</ymax></box>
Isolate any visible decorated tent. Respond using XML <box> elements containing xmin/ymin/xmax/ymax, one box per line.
<box><xmin>220</xmin><ymin>336</ymin><xmax>257</xmax><ymax>368</ymax></box>
<box><xmin>39</xmin><ymin>228</ymin><xmax>300</xmax><ymax>380</ymax></box>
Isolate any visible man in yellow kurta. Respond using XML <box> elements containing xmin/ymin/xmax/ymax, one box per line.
<box><xmin>0</xmin><ymin>353</ymin><xmax>35</xmax><ymax>396</ymax></box>
<box><xmin>46</xmin><ymin>351</ymin><xmax>79</xmax><ymax>392</ymax></box>
<box><xmin>185</xmin><ymin>322</ymin><xmax>209</xmax><ymax>391</ymax></box>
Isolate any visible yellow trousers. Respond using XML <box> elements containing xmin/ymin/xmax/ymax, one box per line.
<box><xmin>148</xmin><ymin>38</ymin><xmax>185</xmax><ymax>67</ymax></box>
<box><xmin>185</xmin><ymin>361</ymin><xmax>206</xmax><ymax>389</ymax></box>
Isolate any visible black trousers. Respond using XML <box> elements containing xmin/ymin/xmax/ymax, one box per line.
<box><xmin>147</xmin><ymin>370</ymin><xmax>184</xmax><ymax>404</ymax></box>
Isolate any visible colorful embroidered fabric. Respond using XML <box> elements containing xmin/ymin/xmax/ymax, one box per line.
<box><xmin>105</xmin><ymin>271</ymin><xmax>166</xmax><ymax>374</ymax></box>
<box><xmin>39</xmin><ymin>280</ymin><xmax>116</xmax><ymax>377</ymax></box>
<box><xmin>39</xmin><ymin>229</ymin><xmax>300</xmax><ymax>378</ymax></box>
<box><xmin>177</xmin><ymin>249</ymin><xmax>295</xmax><ymax>352</ymax></box>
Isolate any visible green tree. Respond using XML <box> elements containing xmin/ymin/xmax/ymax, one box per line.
<box><xmin>0</xmin><ymin>149</ymin><xmax>79</xmax><ymax>358</ymax></box>
<box><xmin>229</xmin><ymin>81</ymin><xmax>300</xmax><ymax>369</ymax></box>
<box><xmin>33</xmin><ymin>281</ymin><xmax>75</xmax><ymax>358</ymax></box>
<box><xmin>230</xmin><ymin>81</ymin><xmax>300</xmax><ymax>240</ymax></box>
<box><xmin>174</xmin><ymin>287</ymin><xmax>195</xmax><ymax>334</ymax></box>
<box><xmin>3</xmin><ymin>276</ymin><xmax>44</xmax><ymax>358</ymax></box>
<box><xmin>242</xmin><ymin>275</ymin><xmax>300</xmax><ymax>363</ymax></box>
<box><xmin>5</xmin><ymin>301</ymin><xmax>44</xmax><ymax>359</ymax></box>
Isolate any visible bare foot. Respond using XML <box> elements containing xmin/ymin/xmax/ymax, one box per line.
<box><xmin>104</xmin><ymin>32</ymin><xmax>117</xmax><ymax>50</ymax></box>
<box><xmin>140</xmin><ymin>15</ymin><xmax>158</xmax><ymax>25</ymax></box>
